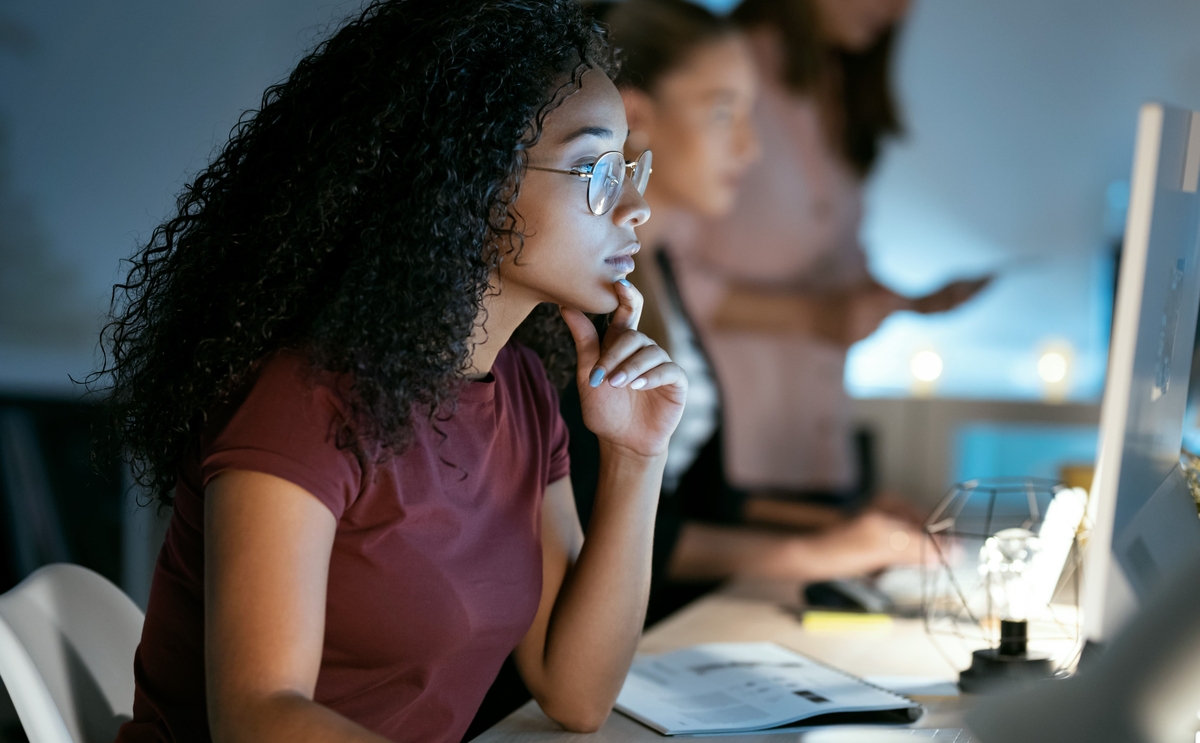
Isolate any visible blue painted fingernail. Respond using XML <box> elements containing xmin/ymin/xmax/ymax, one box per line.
<box><xmin>589</xmin><ymin>367</ymin><xmax>606</xmax><ymax>388</ymax></box>
<box><xmin>609</xmin><ymin>371</ymin><xmax>627</xmax><ymax>387</ymax></box>
<box><xmin>618</xmin><ymin>279</ymin><xmax>633</xmax><ymax>288</ymax></box>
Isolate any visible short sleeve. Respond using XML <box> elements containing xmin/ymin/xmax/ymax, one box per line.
<box><xmin>200</xmin><ymin>352</ymin><xmax>364</xmax><ymax>520</ymax></box>
<box><xmin>546</xmin><ymin>401</ymin><xmax>571</xmax><ymax>486</ymax></box>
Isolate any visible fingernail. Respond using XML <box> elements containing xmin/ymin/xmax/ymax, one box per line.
<box><xmin>609</xmin><ymin>371</ymin><xmax>627</xmax><ymax>387</ymax></box>
<box><xmin>630</xmin><ymin>378</ymin><xmax>647</xmax><ymax>390</ymax></box>
<box><xmin>618</xmin><ymin>279</ymin><xmax>633</xmax><ymax>289</ymax></box>
<box><xmin>589</xmin><ymin>367</ymin><xmax>606</xmax><ymax>388</ymax></box>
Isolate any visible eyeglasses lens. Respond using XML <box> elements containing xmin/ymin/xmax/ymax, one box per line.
<box><xmin>632</xmin><ymin>150</ymin><xmax>652</xmax><ymax>195</ymax></box>
<box><xmin>588</xmin><ymin>151</ymin><xmax>624</xmax><ymax>215</ymax></box>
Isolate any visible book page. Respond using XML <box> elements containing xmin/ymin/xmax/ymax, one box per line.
<box><xmin>615</xmin><ymin>643</ymin><xmax>921</xmax><ymax>735</ymax></box>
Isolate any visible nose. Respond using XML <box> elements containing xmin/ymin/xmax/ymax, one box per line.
<box><xmin>611</xmin><ymin>177</ymin><xmax>651</xmax><ymax>228</ymax></box>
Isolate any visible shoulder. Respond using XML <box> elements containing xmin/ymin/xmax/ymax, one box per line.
<box><xmin>200</xmin><ymin>349</ymin><xmax>363</xmax><ymax>516</ymax></box>
<box><xmin>248</xmin><ymin>350</ymin><xmax>350</xmax><ymax>416</ymax></box>
<box><xmin>206</xmin><ymin>350</ymin><xmax>352</xmax><ymax>451</ymax></box>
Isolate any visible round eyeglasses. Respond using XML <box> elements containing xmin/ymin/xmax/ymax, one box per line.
<box><xmin>528</xmin><ymin>150</ymin><xmax>653</xmax><ymax>216</ymax></box>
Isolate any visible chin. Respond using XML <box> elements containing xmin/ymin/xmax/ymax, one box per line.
<box><xmin>559</xmin><ymin>285</ymin><xmax>620</xmax><ymax>316</ymax></box>
<box><xmin>586</xmin><ymin>294</ymin><xmax>621</xmax><ymax>316</ymax></box>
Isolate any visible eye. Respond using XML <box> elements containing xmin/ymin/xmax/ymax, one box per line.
<box><xmin>711</xmin><ymin>105</ymin><xmax>734</xmax><ymax>124</ymax></box>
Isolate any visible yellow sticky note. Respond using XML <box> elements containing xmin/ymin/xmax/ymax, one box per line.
<box><xmin>801</xmin><ymin>610</ymin><xmax>894</xmax><ymax>633</ymax></box>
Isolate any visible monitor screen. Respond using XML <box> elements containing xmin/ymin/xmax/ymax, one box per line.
<box><xmin>1083</xmin><ymin>103</ymin><xmax>1200</xmax><ymax>643</ymax></box>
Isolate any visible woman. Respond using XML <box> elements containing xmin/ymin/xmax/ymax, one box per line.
<box><xmin>672</xmin><ymin>0</ymin><xmax>987</xmax><ymax>514</ymax></box>
<box><xmin>100</xmin><ymin>2</ymin><xmax>684</xmax><ymax>741</ymax></box>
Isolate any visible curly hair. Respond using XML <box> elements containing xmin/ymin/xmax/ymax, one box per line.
<box><xmin>91</xmin><ymin>0</ymin><xmax>615</xmax><ymax>505</ymax></box>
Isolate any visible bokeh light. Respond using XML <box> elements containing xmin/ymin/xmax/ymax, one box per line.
<box><xmin>911</xmin><ymin>350</ymin><xmax>944</xmax><ymax>382</ymax></box>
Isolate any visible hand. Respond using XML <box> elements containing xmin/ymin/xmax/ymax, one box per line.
<box><xmin>560</xmin><ymin>280</ymin><xmax>687</xmax><ymax>460</ymax></box>
<box><xmin>815</xmin><ymin>510</ymin><xmax>925</xmax><ymax>576</ymax></box>
<box><xmin>912</xmin><ymin>276</ymin><xmax>991</xmax><ymax>314</ymax></box>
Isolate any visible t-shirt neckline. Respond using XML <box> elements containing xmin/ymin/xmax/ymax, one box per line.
<box><xmin>457</xmin><ymin>370</ymin><xmax>497</xmax><ymax>404</ymax></box>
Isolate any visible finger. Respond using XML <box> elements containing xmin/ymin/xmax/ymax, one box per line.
<box><xmin>625</xmin><ymin>361</ymin><xmax>688</xmax><ymax>393</ymax></box>
<box><xmin>608</xmin><ymin>279</ymin><xmax>643</xmax><ymax>332</ymax></box>
<box><xmin>605</xmin><ymin>344</ymin><xmax>671</xmax><ymax>388</ymax></box>
<box><xmin>559</xmin><ymin>307</ymin><xmax>601</xmax><ymax>383</ymax></box>
<box><xmin>592</xmin><ymin>329</ymin><xmax>655</xmax><ymax>386</ymax></box>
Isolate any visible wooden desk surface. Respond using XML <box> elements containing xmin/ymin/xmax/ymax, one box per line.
<box><xmin>477</xmin><ymin>580</ymin><xmax>980</xmax><ymax>742</ymax></box>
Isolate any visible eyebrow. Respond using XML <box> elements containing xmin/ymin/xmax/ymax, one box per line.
<box><xmin>559</xmin><ymin>125</ymin><xmax>615</xmax><ymax>144</ymax></box>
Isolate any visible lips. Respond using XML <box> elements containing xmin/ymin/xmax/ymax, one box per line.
<box><xmin>605</xmin><ymin>255</ymin><xmax>636</xmax><ymax>273</ymax></box>
<box><xmin>605</xmin><ymin>242</ymin><xmax>640</xmax><ymax>273</ymax></box>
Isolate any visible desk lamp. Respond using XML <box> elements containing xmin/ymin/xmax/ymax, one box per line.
<box><xmin>968</xmin><ymin>545</ymin><xmax>1200</xmax><ymax>743</ymax></box>
<box><xmin>957</xmin><ymin>528</ymin><xmax>1053</xmax><ymax>692</ymax></box>
<box><xmin>923</xmin><ymin>479</ymin><xmax>1086</xmax><ymax>693</ymax></box>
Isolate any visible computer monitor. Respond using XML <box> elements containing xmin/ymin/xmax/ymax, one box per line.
<box><xmin>1082</xmin><ymin>102</ymin><xmax>1200</xmax><ymax>644</ymax></box>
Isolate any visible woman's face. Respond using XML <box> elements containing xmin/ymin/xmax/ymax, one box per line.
<box><xmin>812</xmin><ymin>0</ymin><xmax>910</xmax><ymax>51</ymax></box>
<box><xmin>502</xmin><ymin>69</ymin><xmax>650</xmax><ymax>316</ymax></box>
<box><xmin>623</xmin><ymin>34</ymin><xmax>760</xmax><ymax>218</ymax></box>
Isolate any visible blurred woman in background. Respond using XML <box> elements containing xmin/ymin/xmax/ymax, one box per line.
<box><xmin>671</xmin><ymin>0</ymin><xmax>987</xmax><ymax>522</ymax></box>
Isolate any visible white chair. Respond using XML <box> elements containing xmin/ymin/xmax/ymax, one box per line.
<box><xmin>0</xmin><ymin>564</ymin><xmax>144</xmax><ymax>743</ymax></box>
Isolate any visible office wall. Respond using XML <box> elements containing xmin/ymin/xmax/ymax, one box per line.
<box><xmin>847</xmin><ymin>0</ymin><xmax>1200</xmax><ymax>400</ymax></box>
<box><xmin>851</xmin><ymin>397</ymin><xmax>1100</xmax><ymax>511</ymax></box>
<box><xmin>2</xmin><ymin>0</ymin><xmax>1199</xmax><ymax>398</ymax></box>
<box><xmin>0</xmin><ymin>0</ymin><xmax>353</xmax><ymax>394</ymax></box>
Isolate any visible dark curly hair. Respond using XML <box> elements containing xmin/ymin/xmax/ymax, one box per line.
<box><xmin>90</xmin><ymin>0</ymin><xmax>616</xmax><ymax>505</ymax></box>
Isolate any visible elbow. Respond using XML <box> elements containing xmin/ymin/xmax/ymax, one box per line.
<box><xmin>541</xmin><ymin>699</ymin><xmax>612</xmax><ymax>733</ymax></box>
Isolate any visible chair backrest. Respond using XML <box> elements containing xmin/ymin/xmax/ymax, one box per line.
<box><xmin>0</xmin><ymin>564</ymin><xmax>144</xmax><ymax>743</ymax></box>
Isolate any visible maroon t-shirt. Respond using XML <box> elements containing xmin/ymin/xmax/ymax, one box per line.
<box><xmin>117</xmin><ymin>344</ymin><xmax>570</xmax><ymax>743</ymax></box>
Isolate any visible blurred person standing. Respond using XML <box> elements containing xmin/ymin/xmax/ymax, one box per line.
<box><xmin>670</xmin><ymin>0</ymin><xmax>986</xmax><ymax>514</ymax></box>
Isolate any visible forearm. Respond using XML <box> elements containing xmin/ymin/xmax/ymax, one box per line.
<box><xmin>211</xmin><ymin>691</ymin><xmax>389</xmax><ymax>743</ymax></box>
<box><xmin>668</xmin><ymin>513</ymin><xmax>922</xmax><ymax>583</ymax></box>
<box><xmin>711</xmin><ymin>282</ymin><xmax>909</xmax><ymax>345</ymax></box>
<box><xmin>711</xmin><ymin>286</ymin><xmax>823</xmax><ymax>335</ymax></box>
<box><xmin>667</xmin><ymin>521</ymin><xmax>828</xmax><ymax>581</ymax></box>
<box><xmin>532</xmin><ymin>445</ymin><xmax>663</xmax><ymax>728</ymax></box>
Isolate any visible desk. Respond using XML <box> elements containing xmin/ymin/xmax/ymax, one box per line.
<box><xmin>477</xmin><ymin>579</ymin><xmax>978</xmax><ymax>742</ymax></box>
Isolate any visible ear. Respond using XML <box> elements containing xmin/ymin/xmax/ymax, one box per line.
<box><xmin>619</xmin><ymin>87</ymin><xmax>657</xmax><ymax>151</ymax></box>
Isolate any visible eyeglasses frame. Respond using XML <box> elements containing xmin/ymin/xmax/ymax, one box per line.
<box><xmin>527</xmin><ymin>149</ymin><xmax>653</xmax><ymax>216</ymax></box>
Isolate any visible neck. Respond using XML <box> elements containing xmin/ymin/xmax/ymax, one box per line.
<box><xmin>465</xmin><ymin>282</ymin><xmax>537</xmax><ymax>379</ymax></box>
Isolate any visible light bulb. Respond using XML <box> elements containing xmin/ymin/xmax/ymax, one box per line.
<box><xmin>1037</xmin><ymin>352</ymin><xmax>1068</xmax><ymax>383</ymax></box>
<box><xmin>979</xmin><ymin>528</ymin><xmax>1042</xmax><ymax>622</ymax></box>
<box><xmin>911</xmin><ymin>351</ymin><xmax>943</xmax><ymax>382</ymax></box>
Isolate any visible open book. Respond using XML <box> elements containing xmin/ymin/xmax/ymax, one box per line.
<box><xmin>615</xmin><ymin>642</ymin><xmax>924</xmax><ymax>735</ymax></box>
